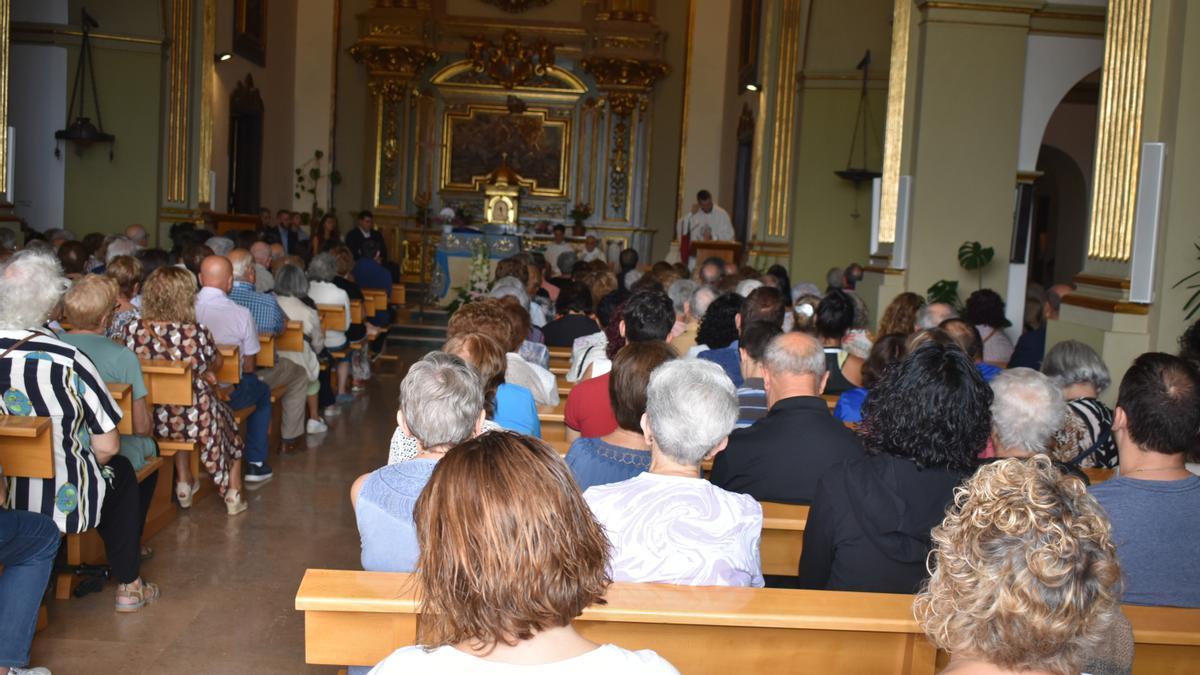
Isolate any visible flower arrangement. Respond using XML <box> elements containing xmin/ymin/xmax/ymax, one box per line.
<box><xmin>568</xmin><ymin>201</ymin><xmax>592</xmax><ymax>226</ymax></box>
<box><xmin>446</xmin><ymin>238</ymin><xmax>492</xmax><ymax>314</ymax></box>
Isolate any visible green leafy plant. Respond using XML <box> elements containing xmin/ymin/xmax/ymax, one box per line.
<box><xmin>957</xmin><ymin>240</ymin><xmax>995</xmax><ymax>291</ymax></box>
<box><xmin>1173</xmin><ymin>241</ymin><xmax>1200</xmax><ymax>320</ymax></box>
<box><xmin>927</xmin><ymin>279</ymin><xmax>961</xmax><ymax>309</ymax></box>
<box><xmin>293</xmin><ymin>149</ymin><xmax>342</xmax><ymax>225</ymax></box>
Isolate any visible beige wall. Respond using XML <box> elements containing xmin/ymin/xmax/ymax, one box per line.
<box><xmin>678</xmin><ymin>0</ymin><xmax>738</xmax><ymax>214</ymax></box>
<box><xmin>643</xmin><ymin>0</ymin><xmax>691</xmax><ymax>261</ymax></box>
<box><xmin>333</xmin><ymin>0</ymin><xmax>374</xmax><ymax>218</ymax></box>
<box><xmin>210</xmin><ymin>0</ymin><xmax>298</xmax><ymax>213</ymax></box>
<box><xmin>60</xmin><ymin>0</ymin><xmax>163</xmax><ymax>235</ymax></box>
<box><xmin>292</xmin><ymin>0</ymin><xmax>338</xmax><ymax>215</ymax></box>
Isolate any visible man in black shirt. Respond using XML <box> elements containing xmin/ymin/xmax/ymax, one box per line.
<box><xmin>709</xmin><ymin>332</ymin><xmax>864</xmax><ymax>504</ymax></box>
<box><xmin>344</xmin><ymin>210</ymin><xmax>388</xmax><ymax>261</ymax></box>
<box><xmin>542</xmin><ymin>280</ymin><xmax>599</xmax><ymax>348</ymax></box>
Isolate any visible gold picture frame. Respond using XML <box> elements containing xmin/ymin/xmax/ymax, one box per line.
<box><xmin>440</xmin><ymin>104</ymin><xmax>571</xmax><ymax>197</ymax></box>
<box><xmin>233</xmin><ymin>0</ymin><xmax>267</xmax><ymax>67</ymax></box>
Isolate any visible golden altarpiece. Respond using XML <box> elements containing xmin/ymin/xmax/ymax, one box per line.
<box><xmin>349</xmin><ymin>1</ymin><xmax>669</xmax><ymax>288</ymax></box>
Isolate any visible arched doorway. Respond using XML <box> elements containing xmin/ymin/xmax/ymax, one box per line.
<box><xmin>1029</xmin><ymin>69</ymin><xmax>1099</xmax><ymax>290</ymax></box>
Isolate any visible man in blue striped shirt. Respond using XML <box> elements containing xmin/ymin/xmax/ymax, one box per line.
<box><xmin>734</xmin><ymin>321</ymin><xmax>782</xmax><ymax>428</ymax></box>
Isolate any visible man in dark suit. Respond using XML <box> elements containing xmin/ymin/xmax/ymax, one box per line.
<box><xmin>709</xmin><ymin>332</ymin><xmax>865</xmax><ymax>504</ymax></box>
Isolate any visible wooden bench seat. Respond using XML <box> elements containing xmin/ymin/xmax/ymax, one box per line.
<box><xmin>296</xmin><ymin>569</ymin><xmax>1200</xmax><ymax>674</ymax></box>
<box><xmin>761</xmin><ymin>502</ymin><xmax>808</xmax><ymax>576</ymax></box>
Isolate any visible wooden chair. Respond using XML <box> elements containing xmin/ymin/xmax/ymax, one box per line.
<box><xmin>279</xmin><ymin>320</ymin><xmax>305</xmax><ymax>353</ymax></box>
<box><xmin>390</xmin><ymin>283</ymin><xmax>405</xmax><ymax>307</ymax></box>
<box><xmin>106</xmin><ymin>383</ymin><xmax>134</xmax><ymax>435</ymax></box>
<box><xmin>760</xmin><ymin>502</ymin><xmax>809</xmax><ymax>576</ymax></box>
<box><xmin>256</xmin><ymin>334</ymin><xmax>277</xmax><ymax>369</ymax></box>
<box><xmin>296</xmin><ymin>569</ymin><xmax>1200</xmax><ymax>674</ymax></box>
<box><xmin>140</xmin><ymin>358</ymin><xmax>198</xmax><ymax>522</ymax></box>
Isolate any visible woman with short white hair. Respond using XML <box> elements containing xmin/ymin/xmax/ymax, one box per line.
<box><xmin>1042</xmin><ymin>340</ymin><xmax>1118</xmax><ymax>468</ymax></box>
<box><xmin>989</xmin><ymin>368</ymin><xmax>1067</xmax><ymax>460</ymax></box>
<box><xmin>583</xmin><ymin>359</ymin><xmax>764</xmax><ymax>587</ymax></box>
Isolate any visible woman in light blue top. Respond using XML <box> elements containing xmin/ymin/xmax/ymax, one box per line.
<box><xmin>350</xmin><ymin>352</ymin><xmax>485</xmax><ymax>573</ymax></box>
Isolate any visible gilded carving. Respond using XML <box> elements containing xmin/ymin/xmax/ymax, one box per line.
<box><xmin>605</xmin><ymin>91</ymin><xmax>645</xmax><ymax>117</ymax></box>
<box><xmin>581</xmin><ymin>57</ymin><xmax>668</xmax><ymax>91</ymax></box>
<box><xmin>465</xmin><ymin>30</ymin><xmax>557</xmax><ymax>89</ymax></box>
<box><xmin>608</xmin><ymin>117</ymin><xmax>630</xmax><ymax>217</ymax></box>
<box><xmin>479</xmin><ymin>0</ymin><xmax>552</xmax><ymax>12</ymax></box>
<box><xmin>350</xmin><ymin>43</ymin><xmax>439</xmax><ymax>78</ymax></box>
<box><xmin>369</xmin><ymin>79</ymin><xmax>406</xmax><ymax>202</ymax></box>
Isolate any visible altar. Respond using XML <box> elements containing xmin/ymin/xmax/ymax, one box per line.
<box><xmin>431</xmin><ymin>229</ymin><xmax>523</xmax><ymax>301</ymax></box>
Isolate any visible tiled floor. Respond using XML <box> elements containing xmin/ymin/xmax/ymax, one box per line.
<box><xmin>29</xmin><ymin>345</ymin><xmax>429</xmax><ymax>674</ymax></box>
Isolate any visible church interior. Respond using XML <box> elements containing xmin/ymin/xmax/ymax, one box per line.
<box><xmin>2</xmin><ymin>0</ymin><xmax>1200</xmax><ymax>673</ymax></box>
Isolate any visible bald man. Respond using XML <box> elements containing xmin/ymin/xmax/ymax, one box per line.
<box><xmin>709</xmin><ymin>332</ymin><xmax>865</xmax><ymax>505</ymax></box>
<box><xmin>195</xmin><ymin>255</ymin><xmax>276</xmax><ymax>484</ymax></box>
<box><xmin>124</xmin><ymin>224</ymin><xmax>148</xmax><ymax>249</ymax></box>
<box><xmin>250</xmin><ymin>241</ymin><xmax>274</xmax><ymax>293</ymax></box>
<box><xmin>227</xmin><ymin>248</ymin><xmax>310</xmax><ymax>449</ymax></box>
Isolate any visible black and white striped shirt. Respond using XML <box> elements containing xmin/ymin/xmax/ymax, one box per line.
<box><xmin>1</xmin><ymin>327</ymin><xmax>121</xmax><ymax>533</ymax></box>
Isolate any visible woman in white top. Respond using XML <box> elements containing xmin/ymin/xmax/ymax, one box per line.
<box><xmin>273</xmin><ymin>263</ymin><xmax>329</xmax><ymax>434</ymax></box>
<box><xmin>305</xmin><ymin>252</ymin><xmax>352</xmax><ymax>404</ymax></box>
<box><xmin>583</xmin><ymin>359</ymin><xmax>764</xmax><ymax>588</ymax></box>
<box><xmin>368</xmin><ymin>432</ymin><xmax>678</xmax><ymax>675</ymax></box>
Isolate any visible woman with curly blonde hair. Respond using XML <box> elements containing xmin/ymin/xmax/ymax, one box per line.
<box><xmin>914</xmin><ymin>455</ymin><xmax>1130</xmax><ymax>675</ymax></box>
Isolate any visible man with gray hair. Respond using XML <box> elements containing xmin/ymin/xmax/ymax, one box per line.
<box><xmin>666</xmin><ymin>278</ymin><xmax>697</xmax><ymax>340</ymax></box>
<box><xmin>350</xmin><ymin>352</ymin><xmax>485</xmax><ymax>573</ymax></box>
<box><xmin>989</xmin><ymin>368</ymin><xmax>1067</xmax><ymax>461</ymax></box>
<box><xmin>670</xmin><ymin>284</ymin><xmax>715</xmax><ymax>356</ymax></box>
<box><xmin>250</xmin><ymin>241</ymin><xmax>275</xmax><ymax>293</ymax></box>
<box><xmin>124</xmin><ymin>223</ymin><xmax>149</xmax><ymax>249</ymax></box>
<box><xmin>584</xmin><ymin>359</ymin><xmax>765</xmax><ymax>587</ymax></box>
<box><xmin>916</xmin><ymin>301</ymin><xmax>958</xmax><ymax>330</ymax></box>
<box><xmin>104</xmin><ymin>235</ymin><xmax>139</xmax><ymax>264</ymax></box>
<box><xmin>711</xmin><ymin>332</ymin><xmax>865</xmax><ymax>504</ymax></box>
<box><xmin>205</xmin><ymin>235</ymin><xmax>235</xmax><ymax>258</ymax></box>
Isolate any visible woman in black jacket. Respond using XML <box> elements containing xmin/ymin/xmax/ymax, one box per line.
<box><xmin>797</xmin><ymin>341</ymin><xmax>991</xmax><ymax>594</ymax></box>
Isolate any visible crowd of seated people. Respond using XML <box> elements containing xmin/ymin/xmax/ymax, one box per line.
<box><xmin>0</xmin><ymin>211</ymin><xmax>400</xmax><ymax>671</ymax></box>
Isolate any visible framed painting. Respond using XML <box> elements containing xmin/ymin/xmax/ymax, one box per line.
<box><xmin>440</xmin><ymin>104</ymin><xmax>570</xmax><ymax>197</ymax></box>
<box><xmin>234</xmin><ymin>0</ymin><xmax>267</xmax><ymax>67</ymax></box>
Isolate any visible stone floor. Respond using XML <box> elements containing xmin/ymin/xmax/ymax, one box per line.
<box><xmin>29</xmin><ymin>341</ymin><xmax>433</xmax><ymax>675</ymax></box>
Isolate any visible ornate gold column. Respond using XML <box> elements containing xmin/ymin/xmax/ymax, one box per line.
<box><xmin>0</xmin><ymin>0</ymin><xmax>10</xmax><ymax>199</ymax></box>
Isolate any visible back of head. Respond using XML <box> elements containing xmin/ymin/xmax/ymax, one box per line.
<box><xmin>206</xmin><ymin>236</ymin><xmax>235</xmax><ymax>258</ymax></box>
<box><xmin>106</xmin><ymin>255</ymin><xmax>144</xmax><ymax>300</ymax></box>
<box><xmin>862</xmin><ymin>333</ymin><xmax>909</xmax><ymax>389</ymax></box>
<box><xmin>63</xmin><ymin>274</ymin><xmax>119</xmax><ymax>331</ymax></box>
<box><xmin>916</xmin><ymin>302</ymin><xmax>959</xmax><ymax>331</ymax></box>
<box><xmin>699</xmin><ymin>257</ymin><xmax>725</xmax><ymax>285</ymax></box>
<box><xmin>489</xmin><ymin>276</ymin><xmax>531</xmax><ymax>311</ymax></box>
<box><xmin>137</xmin><ymin>248</ymin><xmax>171</xmax><ymax>280</ymax></box>
<box><xmin>689</xmin><ymin>285</ymin><xmax>717</xmax><ymax>320</ymax></box>
<box><xmin>938</xmin><ymin>318</ymin><xmax>983</xmax><ymax>361</ymax></box>
<box><xmin>825</xmin><ymin>267</ymin><xmax>844</xmax><ymax>290</ymax></box>
<box><xmin>199</xmin><ymin>255</ymin><xmax>233</xmax><ymax>290</ymax></box>
<box><xmin>816</xmin><ymin>289</ymin><xmax>855</xmax><ymax>341</ymax></box>
<box><xmin>332</xmin><ymin>246</ymin><xmax>355</xmax><ymax>276</ymax></box>
<box><xmin>610</xmin><ymin>341</ymin><xmax>677</xmax><ymax>432</ymax></box>
<box><xmin>105</xmin><ymin>236</ymin><xmax>139</xmax><ymax>264</ymax></box>
<box><xmin>399</xmin><ymin>352</ymin><xmax>484</xmax><ymax>450</ymax></box>
<box><xmin>860</xmin><ymin>341</ymin><xmax>991</xmax><ymax>472</ymax></box>
<box><xmin>762</xmin><ymin>332</ymin><xmax>825</xmax><ymax>381</ymax></box>
<box><xmin>989</xmin><ymin>368</ymin><xmax>1066</xmax><ymax>456</ymax></box>
<box><xmin>879</xmin><ymin>292</ymin><xmax>926</xmax><ymax>336</ymax></box>
<box><xmin>964</xmin><ymin>289</ymin><xmax>1009</xmax><ymax>328</ymax></box>
<box><xmin>141</xmin><ymin>265</ymin><xmax>197</xmax><ymax>324</ymax></box>
<box><xmin>735</xmin><ymin>278</ymin><xmax>763</xmax><ymax>297</ymax></box>
<box><xmin>443</xmin><ymin>332</ymin><xmax>507</xmax><ymax>410</ymax></box>
<box><xmin>228</xmin><ymin>248</ymin><xmax>254</xmax><ymax>281</ymax></box>
<box><xmin>667</xmin><ymin>279</ymin><xmax>697</xmax><ymax>316</ymax></box>
<box><xmin>495</xmin><ymin>296</ymin><xmax>532</xmax><ymax>352</ymax></box>
<box><xmin>495</xmin><ymin>256</ymin><xmax>529</xmax><ymax>285</ymax></box>
<box><xmin>556</xmin><ymin>250</ymin><xmax>578</xmax><ymax>276</ymax></box>
<box><xmin>555</xmin><ymin>280</ymin><xmax>592</xmax><ymax>315</ymax></box>
<box><xmin>595</xmin><ymin>290</ymin><xmax>627</xmax><ymax>329</ymax></box>
<box><xmin>740</xmin><ymin>286</ymin><xmax>786</xmax><ymax>328</ymax></box>
<box><xmin>696</xmin><ymin>292</ymin><xmax>742</xmax><ymax>349</ymax></box>
<box><xmin>740</xmin><ymin>320</ymin><xmax>783</xmax><ymax>364</ymax></box>
<box><xmin>0</xmin><ymin>249</ymin><xmax>69</xmax><ymax>330</ymax></box>
<box><xmin>181</xmin><ymin>244</ymin><xmax>213</xmax><ymax>276</ymax></box>
<box><xmin>307</xmin><ymin>252</ymin><xmax>338</xmax><ymax>283</ymax></box>
<box><xmin>916</xmin><ymin>455</ymin><xmax>1120</xmax><ymax>675</ymax></box>
<box><xmin>274</xmin><ymin>264</ymin><xmax>309</xmax><ymax>299</ymax></box>
<box><xmin>1041</xmin><ymin>340</ymin><xmax>1111</xmax><ymax>394</ymax></box>
<box><xmin>57</xmin><ymin>240</ymin><xmax>89</xmax><ymax>275</ymax></box>
<box><xmin>448</xmin><ymin>299</ymin><xmax>519</xmax><ymax>354</ymax></box>
<box><xmin>412</xmin><ymin>431</ymin><xmax>609</xmax><ymax>649</ymax></box>
<box><xmin>618</xmin><ymin>247</ymin><xmax>638</xmax><ymax>271</ymax></box>
<box><xmin>791</xmin><ymin>294</ymin><xmax>821</xmax><ymax>334</ymax></box>
<box><xmin>646</xmin><ymin>359</ymin><xmax>737</xmax><ymax>466</ymax></box>
<box><xmin>579</xmin><ymin>268</ymin><xmax>617</xmax><ymax>307</ymax></box>
<box><xmin>621</xmin><ymin>289</ymin><xmax>675</xmax><ymax>343</ymax></box>
<box><xmin>1116</xmin><ymin>352</ymin><xmax>1200</xmax><ymax>456</ymax></box>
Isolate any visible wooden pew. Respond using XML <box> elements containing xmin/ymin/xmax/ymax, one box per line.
<box><xmin>106</xmin><ymin>383</ymin><xmax>134</xmax><ymax>435</ymax></box>
<box><xmin>363</xmin><ymin>289</ymin><xmax>388</xmax><ymax>320</ymax></box>
<box><xmin>548</xmin><ymin>346</ymin><xmax>571</xmax><ymax>373</ymax></box>
<box><xmin>296</xmin><ymin>569</ymin><xmax>1200</xmax><ymax>674</ymax></box>
<box><xmin>350</xmin><ymin>299</ymin><xmax>364</xmax><ymax>326</ymax></box>
<box><xmin>317</xmin><ymin>304</ymin><xmax>353</xmax><ymax>360</ymax></box>
<box><xmin>279</xmin><ymin>320</ymin><xmax>304</xmax><ymax>353</ymax></box>
<box><xmin>1084</xmin><ymin>467</ymin><xmax>1116</xmax><ymax>485</ymax></box>
<box><xmin>139</xmin><ymin>358</ymin><xmax>199</xmax><ymax>527</ymax></box>
<box><xmin>538</xmin><ymin>400</ymin><xmax>570</xmax><ymax>456</ymax></box>
<box><xmin>256</xmin><ymin>334</ymin><xmax>277</xmax><ymax>369</ymax></box>
<box><xmin>822</xmin><ymin>393</ymin><xmax>839</xmax><ymax>411</ymax></box>
<box><xmin>216</xmin><ymin>345</ymin><xmax>243</xmax><ymax>385</ymax></box>
<box><xmin>760</xmin><ymin>502</ymin><xmax>809</xmax><ymax>576</ymax></box>
<box><xmin>391</xmin><ymin>283</ymin><xmax>405</xmax><ymax>307</ymax></box>
<box><xmin>0</xmin><ymin>416</ymin><xmax>53</xmax><ymax>478</ymax></box>
<box><xmin>295</xmin><ymin>569</ymin><xmax>937</xmax><ymax>673</ymax></box>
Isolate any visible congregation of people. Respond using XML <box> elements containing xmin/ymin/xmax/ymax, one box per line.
<box><xmin>0</xmin><ymin>210</ymin><xmax>399</xmax><ymax>675</ymax></box>
<box><xmin>4</xmin><ymin>209</ymin><xmax>1200</xmax><ymax>674</ymax></box>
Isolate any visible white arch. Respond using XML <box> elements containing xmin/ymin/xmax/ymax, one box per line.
<box><xmin>1016</xmin><ymin>35</ymin><xmax>1104</xmax><ymax>171</ymax></box>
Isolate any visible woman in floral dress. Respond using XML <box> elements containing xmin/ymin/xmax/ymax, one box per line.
<box><xmin>121</xmin><ymin>266</ymin><xmax>248</xmax><ymax>515</ymax></box>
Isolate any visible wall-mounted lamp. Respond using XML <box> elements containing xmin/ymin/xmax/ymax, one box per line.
<box><xmin>744</xmin><ymin>83</ymin><xmax>760</xmax><ymax>92</ymax></box>
<box><xmin>215</xmin><ymin>52</ymin><xmax>232</xmax><ymax>63</ymax></box>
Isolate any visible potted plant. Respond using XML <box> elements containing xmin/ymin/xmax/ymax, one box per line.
<box><xmin>569</xmin><ymin>202</ymin><xmax>592</xmax><ymax>230</ymax></box>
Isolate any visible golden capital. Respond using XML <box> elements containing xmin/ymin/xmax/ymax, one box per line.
<box><xmin>581</xmin><ymin>57</ymin><xmax>668</xmax><ymax>91</ymax></box>
<box><xmin>368</xmin><ymin>78</ymin><xmax>408</xmax><ymax>102</ymax></box>
<box><xmin>350</xmin><ymin>42</ymin><xmax>439</xmax><ymax>79</ymax></box>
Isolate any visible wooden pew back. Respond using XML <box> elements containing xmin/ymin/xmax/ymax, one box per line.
<box><xmin>0</xmin><ymin>416</ymin><xmax>54</xmax><ymax>478</ymax></box>
<box><xmin>279</xmin><ymin>321</ymin><xmax>305</xmax><ymax>352</ymax></box>
<box><xmin>139</xmin><ymin>359</ymin><xmax>194</xmax><ymax>406</ymax></box>
<box><xmin>363</xmin><ymin>289</ymin><xmax>388</xmax><ymax>318</ymax></box>
<box><xmin>760</xmin><ymin>502</ymin><xmax>809</xmax><ymax>576</ymax></box>
<box><xmin>391</xmin><ymin>283</ymin><xmax>405</xmax><ymax>306</ymax></box>
<box><xmin>106</xmin><ymin>383</ymin><xmax>134</xmax><ymax>435</ymax></box>
<box><xmin>256</xmin><ymin>334</ymin><xmax>277</xmax><ymax>369</ymax></box>
<box><xmin>350</xmin><ymin>299</ymin><xmax>364</xmax><ymax>325</ymax></box>
<box><xmin>216</xmin><ymin>345</ymin><xmax>242</xmax><ymax>385</ymax></box>
<box><xmin>318</xmin><ymin>304</ymin><xmax>348</xmax><ymax>332</ymax></box>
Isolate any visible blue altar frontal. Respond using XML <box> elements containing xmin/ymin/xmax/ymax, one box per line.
<box><xmin>434</xmin><ymin>229</ymin><xmax>523</xmax><ymax>300</ymax></box>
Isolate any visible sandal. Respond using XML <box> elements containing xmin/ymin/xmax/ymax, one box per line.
<box><xmin>176</xmin><ymin>480</ymin><xmax>198</xmax><ymax>508</ymax></box>
<box><xmin>140</xmin><ymin>545</ymin><xmax>154</xmax><ymax>561</ymax></box>
<box><xmin>115</xmin><ymin>579</ymin><xmax>161</xmax><ymax>613</ymax></box>
<box><xmin>225</xmin><ymin>489</ymin><xmax>248</xmax><ymax>516</ymax></box>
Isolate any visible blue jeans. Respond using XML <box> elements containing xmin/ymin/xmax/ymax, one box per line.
<box><xmin>227</xmin><ymin>372</ymin><xmax>272</xmax><ymax>465</ymax></box>
<box><xmin>0</xmin><ymin>510</ymin><xmax>59</xmax><ymax>668</ymax></box>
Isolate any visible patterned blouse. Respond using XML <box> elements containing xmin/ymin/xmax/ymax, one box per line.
<box><xmin>1</xmin><ymin>327</ymin><xmax>121</xmax><ymax>533</ymax></box>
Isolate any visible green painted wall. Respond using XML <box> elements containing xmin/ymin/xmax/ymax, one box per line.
<box><xmin>62</xmin><ymin>1</ymin><xmax>163</xmax><ymax>235</ymax></box>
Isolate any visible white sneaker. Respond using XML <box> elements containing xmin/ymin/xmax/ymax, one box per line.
<box><xmin>322</xmin><ymin>405</ymin><xmax>340</xmax><ymax>417</ymax></box>
<box><xmin>306</xmin><ymin>418</ymin><xmax>328</xmax><ymax>434</ymax></box>
<box><xmin>10</xmin><ymin>667</ymin><xmax>52</xmax><ymax>675</ymax></box>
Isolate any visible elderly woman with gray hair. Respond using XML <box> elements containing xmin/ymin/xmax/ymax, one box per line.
<box><xmin>1042</xmin><ymin>340</ymin><xmax>1118</xmax><ymax>468</ymax></box>
<box><xmin>274</xmin><ymin>263</ymin><xmax>330</xmax><ymax>434</ymax></box>
<box><xmin>584</xmin><ymin>359</ymin><xmax>764</xmax><ymax>588</ymax></box>
<box><xmin>350</xmin><ymin>352</ymin><xmax>485</xmax><ymax>574</ymax></box>
<box><xmin>989</xmin><ymin>368</ymin><xmax>1095</xmax><ymax>483</ymax></box>
<box><xmin>306</xmin><ymin>252</ymin><xmax>353</xmax><ymax>410</ymax></box>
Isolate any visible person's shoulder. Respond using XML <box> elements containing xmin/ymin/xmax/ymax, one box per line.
<box><xmin>368</xmin><ymin>645</ymin><xmax>447</xmax><ymax>672</ymax></box>
<box><xmin>588</xmin><ymin>645</ymin><xmax>680</xmax><ymax>674</ymax></box>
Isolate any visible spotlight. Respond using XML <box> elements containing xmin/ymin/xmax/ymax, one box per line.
<box><xmin>215</xmin><ymin>52</ymin><xmax>232</xmax><ymax>62</ymax></box>
<box><xmin>744</xmin><ymin>83</ymin><xmax>760</xmax><ymax>92</ymax></box>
